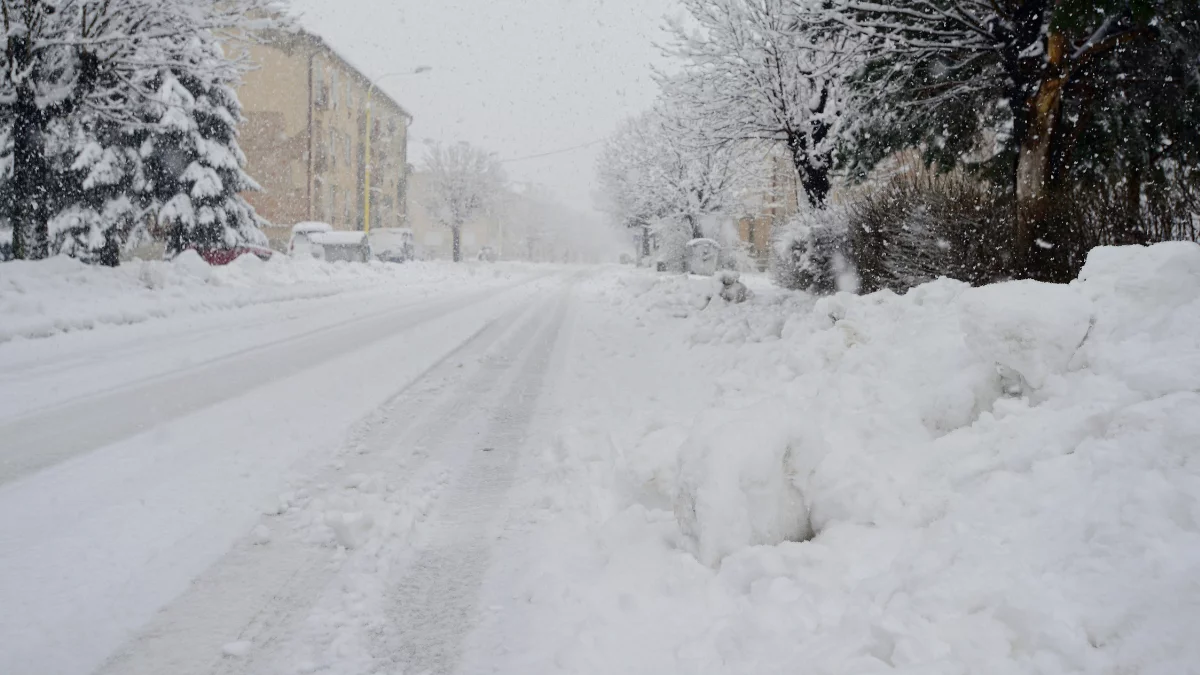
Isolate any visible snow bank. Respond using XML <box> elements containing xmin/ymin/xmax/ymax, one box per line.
<box><xmin>501</xmin><ymin>244</ymin><xmax>1200</xmax><ymax>674</ymax></box>
<box><xmin>0</xmin><ymin>254</ymin><xmax>534</xmax><ymax>342</ymax></box>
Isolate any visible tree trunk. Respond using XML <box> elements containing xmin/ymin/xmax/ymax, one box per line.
<box><xmin>1115</xmin><ymin>164</ymin><xmax>1144</xmax><ymax>245</ymax></box>
<box><xmin>452</xmin><ymin>225</ymin><xmax>462</xmax><ymax>262</ymax></box>
<box><xmin>10</xmin><ymin>84</ymin><xmax>51</xmax><ymax>260</ymax></box>
<box><xmin>1015</xmin><ymin>32</ymin><xmax>1068</xmax><ymax>278</ymax></box>
<box><xmin>787</xmin><ymin>132</ymin><xmax>830</xmax><ymax>209</ymax></box>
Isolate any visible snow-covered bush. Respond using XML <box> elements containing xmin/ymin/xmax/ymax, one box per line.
<box><xmin>846</xmin><ymin>171</ymin><xmax>1012</xmax><ymax>293</ymax></box>
<box><xmin>652</xmin><ymin>217</ymin><xmax>691</xmax><ymax>273</ymax></box>
<box><xmin>771</xmin><ymin>209</ymin><xmax>854</xmax><ymax>294</ymax></box>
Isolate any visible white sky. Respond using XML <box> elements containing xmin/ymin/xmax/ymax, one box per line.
<box><xmin>290</xmin><ymin>0</ymin><xmax>679</xmax><ymax>217</ymax></box>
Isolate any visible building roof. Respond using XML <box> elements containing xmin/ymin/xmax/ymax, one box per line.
<box><xmin>257</xmin><ymin>27</ymin><xmax>413</xmax><ymax>122</ymax></box>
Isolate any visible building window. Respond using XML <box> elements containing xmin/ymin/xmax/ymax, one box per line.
<box><xmin>314</xmin><ymin>65</ymin><xmax>327</xmax><ymax>108</ymax></box>
<box><xmin>345</xmin><ymin>135</ymin><xmax>352</xmax><ymax>164</ymax></box>
<box><xmin>331</xmin><ymin>69</ymin><xmax>339</xmax><ymax>109</ymax></box>
<box><xmin>329</xmin><ymin>129</ymin><xmax>337</xmax><ymax>168</ymax></box>
<box><xmin>326</xmin><ymin>184</ymin><xmax>335</xmax><ymax>223</ymax></box>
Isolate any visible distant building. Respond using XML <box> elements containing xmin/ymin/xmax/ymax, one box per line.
<box><xmin>737</xmin><ymin>152</ymin><xmax>802</xmax><ymax>270</ymax></box>
<box><xmin>234</xmin><ymin>30</ymin><xmax>412</xmax><ymax>248</ymax></box>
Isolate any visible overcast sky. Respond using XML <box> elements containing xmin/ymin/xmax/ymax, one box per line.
<box><xmin>290</xmin><ymin>0</ymin><xmax>679</xmax><ymax>218</ymax></box>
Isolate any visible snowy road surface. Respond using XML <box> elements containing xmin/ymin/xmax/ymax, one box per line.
<box><xmin>0</xmin><ymin>267</ymin><xmax>575</xmax><ymax>675</ymax></box>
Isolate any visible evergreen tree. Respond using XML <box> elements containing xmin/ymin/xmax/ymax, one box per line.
<box><xmin>0</xmin><ymin>0</ymin><xmax>276</xmax><ymax>262</ymax></box>
<box><xmin>143</xmin><ymin>46</ymin><xmax>267</xmax><ymax>256</ymax></box>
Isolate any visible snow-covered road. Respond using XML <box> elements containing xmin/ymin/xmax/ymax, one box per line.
<box><xmin>4</xmin><ymin>246</ymin><xmax>1200</xmax><ymax>675</ymax></box>
<box><xmin>0</xmin><ymin>267</ymin><xmax>574</xmax><ymax>675</ymax></box>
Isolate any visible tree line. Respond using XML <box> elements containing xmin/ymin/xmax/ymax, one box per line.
<box><xmin>0</xmin><ymin>0</ymin><xmax>276</xmax><ymax>264</ymax></box>
<box><xmin>598</xmin><ymin>0</ymin><xmax>1200</xmax><ymax>287</ymax></box>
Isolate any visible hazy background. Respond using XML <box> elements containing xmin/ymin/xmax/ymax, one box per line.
<box><xmin>290</xmin><ymin>0</ymin><xmax>678</xmax><ymax>219</ymax></box>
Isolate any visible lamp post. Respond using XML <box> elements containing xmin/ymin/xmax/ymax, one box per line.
<box><xmin>364</xmin><ymin>66</ymin><xmax>430</xmax><ymax>236</ymax></box>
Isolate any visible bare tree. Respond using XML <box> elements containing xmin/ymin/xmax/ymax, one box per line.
<box><xmin>596</xmin><ymin>103</ymin><xmax>754</xmax><ymax>264</ymax></box>
<box><xmin>422</xmin><ymin>141</ymin><xmax>505</xmax><ymax>262</ymax></box>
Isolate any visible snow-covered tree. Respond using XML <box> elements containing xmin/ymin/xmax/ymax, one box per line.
<box><xmin>596</xmin><ymin>103</ymin><xmax>754</xmax><ymax>265</ymax></box>
<box><xmin>828</xmin><ymin>0</ymin><xmax>1200</xmax><ymax>278</ymax></box>
<box><xmin>0</xmin><ymin>0</ymin><xmax>277</xmax><ymax>261</ymax></box>
<box><xmin>144</xmin><ymin>47</ymin><xmax>267</xmax><ymax>256</ymax></box>
<box><xmin>46</xmin><ymin>113</ymin><xmax>145</xmax><ymax>265</ymax></box>
<box><xmin>660</xmin><ymin>0</ymin><xmax>857</xmax><ymax>208</ymax></box>
<box><xmin>422</xmin><ymin>141</ymin><xmax>505</xmax><ymax>262</ymax></box>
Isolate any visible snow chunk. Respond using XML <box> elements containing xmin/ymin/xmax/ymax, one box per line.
<box><xmin>960</xmin><ymin>280</ymin><xmax>1093</xmax><ymax>390</ymax></box>
<box><xmin>221</xmin><ymin>641</ymin><xmax>252</xmax><ymax>658</ymax></box>
<box><xmin>324</xmin><ymin>511</ymin><xmax>374</xmax><ymax>549</ymax></box>
<box><xmin>674</xmin><ymin>404</ymin><xmax>810</xmax><ymax>566</ymax></box>
<box><xmin>251</xmin><ymin>524</ymin><xmax>271</xmax><ymax>545</ymax></box>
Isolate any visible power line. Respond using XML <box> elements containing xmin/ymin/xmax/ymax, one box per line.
<box><xmin>499</xmin><ymin>138</ymin><xmax>606</xmax><ymax>163</ymax></box>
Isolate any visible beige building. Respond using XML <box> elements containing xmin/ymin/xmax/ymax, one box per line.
<box><xmin>235</xmin><ymin>30</ymin><xmax>412</xmax><ymax>248</ymax></box>
<box><xmin>737</xmin><ymin>152</ymin><xmax>803</xmax><ymax>268</ymax></box>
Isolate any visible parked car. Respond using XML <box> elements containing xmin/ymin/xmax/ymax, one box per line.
<box><xmin>369</xmin><ymin>227</ymin><xmax>415</xmax><ymax>263</ymax></box>
<box><xmin>172</xmin><ymin>244</ymin><xmax>275</xmax><ymax>266</ymax></box>
<box><xmin>310</xmin><ymin>230</ymin><xmax>371</xmax><ymax>263</ymax></box>
<box><xmin>477</xmin><ymin>246</ymin><xmax>498</xmax><ymax>262</ymax></box>
<box><xmin>288</xmin><ymin>221</ymin><xmax>334</xmax><ymax>259</ymax></box>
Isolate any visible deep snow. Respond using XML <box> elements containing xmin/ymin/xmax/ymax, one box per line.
<box><xmin>2</xmin><ymin>244</ymin><xmax>1199</xmax><ymax>675</ymax></box>
<box><xmin>460</xmin><ymin>243</ymin><xmax>1200</xmax><ymax>675</ymax></box>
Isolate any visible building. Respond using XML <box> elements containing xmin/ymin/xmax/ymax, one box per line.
<box><xmin>735</xmin><ymin>152</ymin><xmax>802</xmax><ymax>269</ymax></box>
<box><xmin>234</xmin><ymin>30</ymin><xmax>412</xmax><ymax>248</ymax></box>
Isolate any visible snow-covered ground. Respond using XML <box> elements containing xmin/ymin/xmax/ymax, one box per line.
<box><xmin>2</xmin><ymin>244</ymin><xmax>1198</xmax><ymax>675</ymax></box>
<box><xmin>0</xmin><ymin>251</ymin><xmax>534</xmax><ymax>343</ymax></box>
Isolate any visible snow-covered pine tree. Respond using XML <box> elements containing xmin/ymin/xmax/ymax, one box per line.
<box><xmin>143</xmin><ymin>41</ymin><xmax>268</xmax><ymax>256</ymax></box>
<box><xmin>46</xmin><ymin>110</ymin><xmax>148</xmax><ymax>266</ymax></box>
<box><xmin>0</xmin><ymin>0</ymin><xmax>278</xmax><ymax>261</ymax></box>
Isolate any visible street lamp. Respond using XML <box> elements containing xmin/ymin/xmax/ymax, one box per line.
<box><xmin>364</xmin><ymin>66</ymin><xmax>431</xmax><ymax>236</ymax></box>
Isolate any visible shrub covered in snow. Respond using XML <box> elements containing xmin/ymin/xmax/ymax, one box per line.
<box><xmin>770</xmin><ymin>209</ymin><xmax>855</xmax><ymax>294</ymax></box>
<box><xmin>846</xmin><ymin>170</ymin><xmax>1012</xmax><ymax>293</ymax></box>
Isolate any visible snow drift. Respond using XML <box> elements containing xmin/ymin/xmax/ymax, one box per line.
<box><xmin>509</xmin><ymin>244</ymin><xmax>1200</xmax><ymax>674</ymax></box>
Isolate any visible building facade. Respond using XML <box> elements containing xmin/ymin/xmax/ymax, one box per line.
<box><xmin>235</xmin><ymin>31</ymin><xmax>411</xmax><ymax>248</ymax></box>
<box><xmin>737</xmin><ymin>152</ymin><xmax>803</xmax><ymax>269</ymax></box>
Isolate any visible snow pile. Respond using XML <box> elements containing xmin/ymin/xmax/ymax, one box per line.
<box><xmin>0</xmin><ymin>254</ymin><xmax>534</xmax><ymax>342</ymax></box>
<box><xmin>495</xmin><ymin>244</ymin><xmax>1200</xmax><ymax>674</ymax></box>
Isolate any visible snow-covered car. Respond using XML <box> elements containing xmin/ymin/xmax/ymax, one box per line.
<box><xmin>477</xmin><ymin>246</ymin><xmax>498</xmax><ymax>262</ymax></box>
<box><xmin>369</xmin><ymin>227</ymin><xmax>415</xmax><ymax>263</ymax></box>
<box><xmin>288</xmin><ymin>221</ymin><xmax>334</xmax><ymax>259</ymax></box>
<box><xmin>310</xmin><ymin>230</ymin><xmax>371</xmax><ymax>263</ymax></box>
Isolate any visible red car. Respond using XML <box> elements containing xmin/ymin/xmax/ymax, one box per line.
<box><xmin>184</xmin><ymin>245</ymin><xmax>276</xmax><ymax>266</ymax></box>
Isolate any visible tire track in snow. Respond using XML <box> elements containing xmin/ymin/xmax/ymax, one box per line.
<box><xmin>94</xmin><ymin>283</ymin><xmax>567</xmax><ymax>675</ymax></box>
<box><xmin>376</xmin><ymin>287</ymin><xmax>569</xmax><ymax>675</ymax></box>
